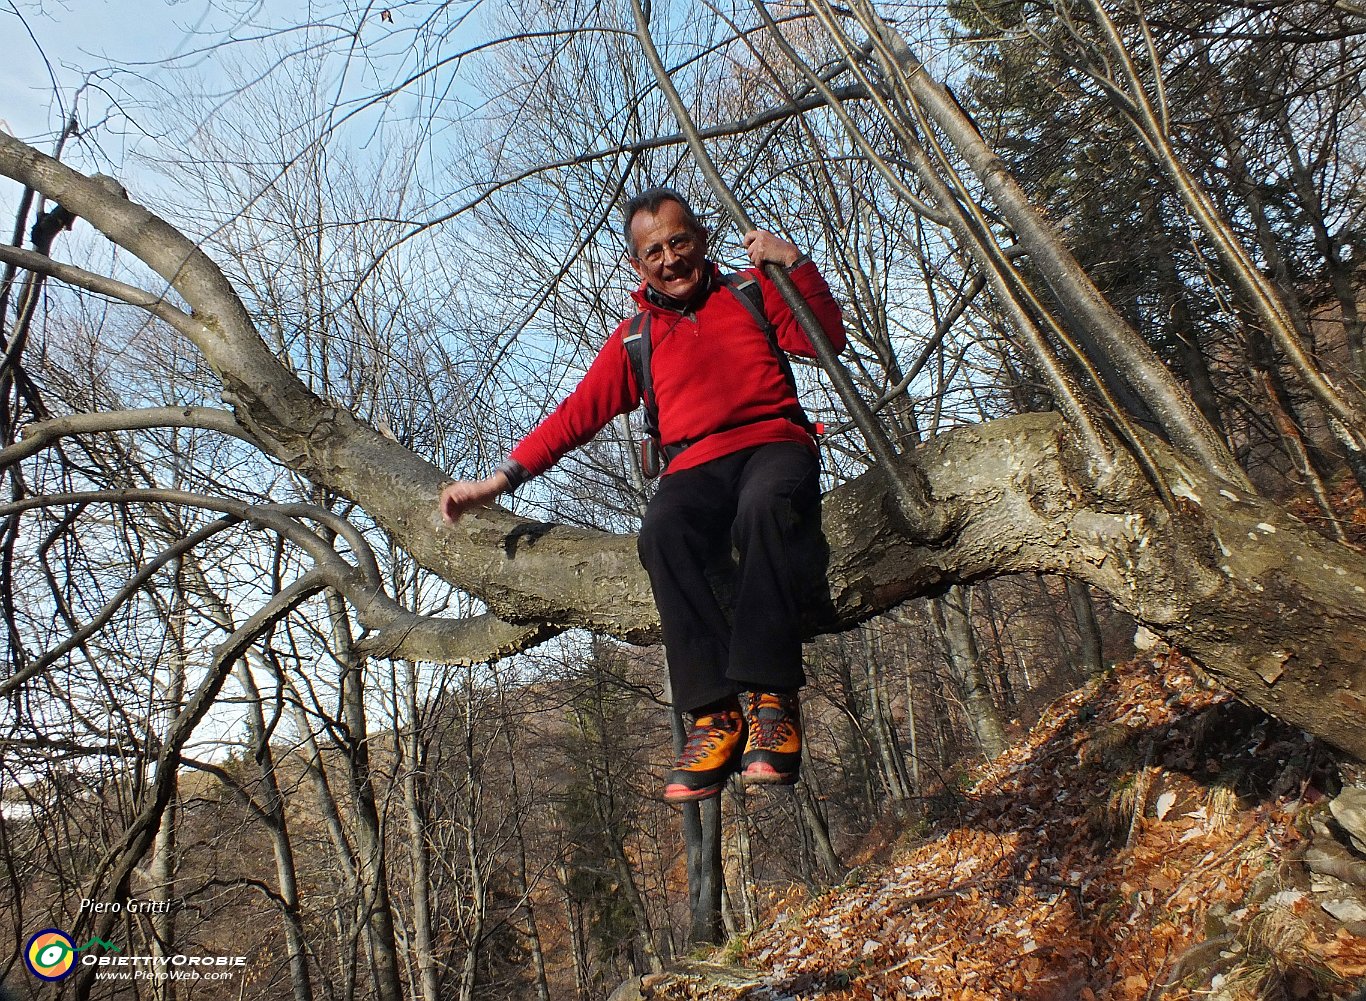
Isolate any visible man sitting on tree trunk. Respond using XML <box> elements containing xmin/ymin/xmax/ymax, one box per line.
<box><xmin>439</xmin><ymin>187</ymin><xmax>845</xmax><ymax>802</ymax></box>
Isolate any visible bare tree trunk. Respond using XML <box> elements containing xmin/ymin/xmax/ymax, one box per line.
<box><xmin>930</xmin><ymin>588</ymin><xmax>1007</xmax><ymax>759</ymax></box>
<box><xmin>797</xmin><ymin>784</ymin><xmax>843</xmax><ymax>882</ymax></box>
<box><xmin>515</xmin><ymin>856</ymin><xmax>552</xmax><ymax>1001</ymax></box>
<box><xmin>693</xmin><ymin>797</ymin><xmax>726</xmax><ymax>945</ymax></box>
<box><xmin>719</xmin><ymin>878</ymin><xmax>737</xmax><ymax>939</ymax></box>
<box><xmin>554</xmin><ymin>849</ymin><xmax>592</xmax><ymax>1001</ymax></box>
<box><xmin>904</xmin><ymin>668</ymin><xmax>923</xmax><ymax>796</ymax></box>
<box><xmin>285</xmin><ymin>692</ymin><xmax>359</xmax><ymax>1001</ymax></box>
<box><xmin>830</xmin><ymin>640</ymin><xmax>879</xmax><ymax>818</ymax></box>
<box><xmin>575</xmin><ymin>674</ymin><xmax>663</xmax><ymax>975</ymax></box>
<box><xmin>458</xmin><ymin>682</ymin><xmax>487</xmax><ymax>1001</ymax></box>
<box><xmin>1156</xmin><ymin>254</ymin><xmax>1230</xmax><ymax>445</ymax></box>
<box><xmin>732</xmin><ymin>794</ymin><xmax>758</xmax><ymax>932</ymax></box>
<box><xmin>497</xmin><ymin>679</ymin><xmax>551</xmax><ymax>1001</ymax></box>
<box><xmin>791</xmin><ymin>788</ymin><xmax>817</xmax><ymax>891</ymax></box>
<box><xmin>977</xmin><ymin>583</ymin><xmax>1016</xmax><ymax>711</ymax></box>
<box><xmin>862</xmin><ymin>631</ymin><xmax>912</xmax><ymax>803</ymax></box>
<box><xmin>236</xmin><ymin>653</ymin><xmax>317</xmax><ymax>1001</ymax></box>
<box><xmin>324</xmin><ymin>590</ymin><xmax>404</xmax><ymax>1001</ymax></box>
<box><xmin>147</xmin><ymin>796</ymin><xmax>178</xmax><ymax>1001</ymax></box>
<box><xmin>1259</xmin><ymin>370</ymin><xmax>1347</xmax><ymax>543</ymax></box>
<box><xmin>594</xmin><ymin>793</ymin><xmax>662</xmax><ymax>974</ymax></box>
<box><xmin>1066</xmin><ymin>579</ymin><xmax>1105</xmax><ymax>677</ymax></box>
<box><xmin>693</xmin><ymin>798</ymin><xmax>724</xmax><ymax>946</ymax></box>
<box><xmin>400</xmin><ymin>659</ymin><xmax>440</xmax><ymax>1001</ymax></box>
<box><xmin>1245</xmin><ymin>324</ymin><xmax>1349</xmax><ymax>542</ymax></box>
<box><xmin>449</xmin><ymin>664</ymin><xmax>511</xmax><ymax>1001</ymax></box>
<box><xmin>669</xmin><ymin>705</ymin><xmax>724</xmax><ymax>945</ymax></box>
<box><xmin>1032</xmin><ymin>574</ymin><xmax>1077</xmax><ymax>679</ymax></box>
<box><xmin>147</xmin><ymin>580</ymin><xmax>187</xmax><ymax>1001</ymax></box>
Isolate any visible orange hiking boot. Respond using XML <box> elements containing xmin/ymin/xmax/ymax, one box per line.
<box><xmin>741</xmin><ymin>691</ymin><xmax>801</xmax><ymax>785</ymax></box>
<box><xmin>664</xmin><ymin>708</ymin><xmax>745</xmax><ymax>803</ymax></box>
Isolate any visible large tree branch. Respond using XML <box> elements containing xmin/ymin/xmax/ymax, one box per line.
<box><xmin>0</xmin><ymin>406</ymin><xmax>256</xmax><ymax>467</ymax></box>
<box><xmin>0</xmin><ymin>243</ymin><xmax>209</xmax><ymax>343</ymax></box>
<box><xmin>0</xmin><ymin>489</ymin><xmax>552</xmax><ymax>667</ymax></box>
<box><xmin>812</xmin><ymin>413</ymin><xmax>1366</xmax><ymax>758</ymax></box>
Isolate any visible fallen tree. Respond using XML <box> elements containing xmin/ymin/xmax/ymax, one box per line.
<box><xmin>2</xmin><ymin>131</ymin><xmax>1363</xmax><ymax>760</ymax></box>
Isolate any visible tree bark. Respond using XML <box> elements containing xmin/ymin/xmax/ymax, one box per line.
<box><xmin>324</xmin><ymin>591</ymin><xmax>404</xmax><ymax>1001</ymax></box>
<box><xmin>498</xmin><ymin>681</ymin><xmax>551</xmax><ymax>1001</ymax></box>
<box><xmin>904</xmin><ymin>667</ymin><xmax>923</xmax><ymax>796</ymax></box>
<box><xmin>732</xmin><ymin>793</ymin><xmax>758</xmax><ymax>932</ymax></box>
<box><xmin>797</xmin><ymin>785</ymin><xmax>843</xmax><ymax>882</ymax></box>
<box><xmin>148</xmin><ymin>574</ymin><xmax>186</xmax><ymax>1001</ymax></box>
<box><xmin>827</xmin><ymin>639</ymin><xmax>878</xmax><ymax>816</ymax></box>
<box><xmin>977</xmin><ymin>583</ymin><xmax>1017</xmax><ymax>711</ymax></box>
<box><xmin>575</xmin><ymin>677</ymin><xmax>662</xmax><ymax>976</ymax></box>
<box><xmin>458</xmin><ymin>686</ymin><xmax>487</xmax><ymax>1001</ymax></box>
<box><xmin>691</xmin><ymin>797</ymin><xmax>724</xmax><ymax>946</ymax></box>
<box><xmin>229</xmin><ymin>652</ymin><xmax>316</xmax><ymax>1001</ymax></box>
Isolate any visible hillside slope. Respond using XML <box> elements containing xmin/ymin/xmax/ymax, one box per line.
<box><xmin>629</xmin><ymin>654</ymin><xmax>1366</xmax><ymax>1000</ymax></box>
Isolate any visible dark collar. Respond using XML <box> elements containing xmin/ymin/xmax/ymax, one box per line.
<box><xmin>642</xmin><ymin>264</ymin><xmax>716</xmax><ymax>313</ymax></box>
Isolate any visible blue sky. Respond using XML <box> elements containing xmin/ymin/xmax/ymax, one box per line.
<box><xmin>3</xmin><ymin>0</ymin><xmax>229</xmax><ymax>146</ymax></box>
<box><xmin>3</xmin><ymin>0</ymin><xmax>491</xmax><ymax>217</ymax></box>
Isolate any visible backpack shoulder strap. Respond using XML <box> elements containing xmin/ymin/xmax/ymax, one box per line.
<box><xmin>720</xmin><ymin>272</ymin><xmax>773</xmax><ymax>336</ymax></box>
<box><xmin>622</xmin><ymin>311</ymin><xmax>658</xmax><ymax>437</ymax></box>
<box><xmin>720</xmin><ymin>272</ymin><xmax>813</xmax><ymax>433</ymax></box>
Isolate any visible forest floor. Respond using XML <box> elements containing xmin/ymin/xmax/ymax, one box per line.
<box><xmin>630</xmin><ymin>651</ymin><xmax>1366</xmax><ymax>1001</ymax></box>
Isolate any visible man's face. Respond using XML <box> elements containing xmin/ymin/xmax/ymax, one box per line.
<box><xmin>628</xmin><ymin>200</ymin><xmax>708</xmax><ymax>302</ymax></box>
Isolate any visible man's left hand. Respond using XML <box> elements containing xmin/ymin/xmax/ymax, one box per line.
<box><xmin>742</xmin><ymin>230</ymin><xmax>802</xmax><ymax>269</ymax></box>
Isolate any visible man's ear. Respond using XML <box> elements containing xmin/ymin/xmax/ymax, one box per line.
<box><xmin>627</xmin><ymin>253</ymin><xmax>647</xmax><ymax>283</ymax></box>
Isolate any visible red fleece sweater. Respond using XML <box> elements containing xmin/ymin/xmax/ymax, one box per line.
<box><xmin>508</xmin><ymin>260</ymin><xmax>845</xmax><ymax>480</ymax></box>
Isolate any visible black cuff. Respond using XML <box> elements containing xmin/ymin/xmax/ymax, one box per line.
<box><xmin>495</xmin><ymin>459</ymin><xmax>529</xmax><ymax>493</ymax></box>
<box><xmin>785</xmin><ymin>253</ymin><xmax>811</xmax><ymax>272</ymax></box>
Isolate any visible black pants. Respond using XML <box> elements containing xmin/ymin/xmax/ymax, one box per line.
<box><xmin>637</xmin><ymin>442</ymin><xmax>822</xmax><ymax>713</ymax></box>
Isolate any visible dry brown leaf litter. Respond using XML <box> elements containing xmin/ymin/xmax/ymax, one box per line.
<box><xmin>643</xmin><ymin>654</ymin><xmax>1366</xmax><ymax>1001</ymax></box>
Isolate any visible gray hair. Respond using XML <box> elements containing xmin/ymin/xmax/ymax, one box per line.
<box><xmin>621</xmin><ymin>187</ymin><xmax>706</xmax><ymax>256</ymax></box>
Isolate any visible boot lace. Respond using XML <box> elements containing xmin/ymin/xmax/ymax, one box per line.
<box><xmin>678</xmin><ymin>713</ymin><xmax>737</xmax><ymax>767</ymax></box>
<box><xmin>747</xmin><ymin>695</ymin><xmax>796</xmax><ymax>750</ymax></box>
